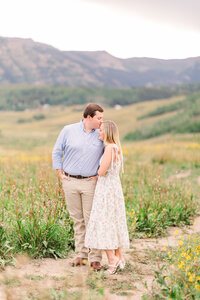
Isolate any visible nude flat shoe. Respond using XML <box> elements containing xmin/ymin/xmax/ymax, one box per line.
<box><xmin>119</xmin><ymin>260</ymin><xmax>126</xmax><ymax>269</ymax></box>
<box><xmin>104</xmin><ymin>259</ymin><xmax>121</xmax><ymax>275</ymax></box>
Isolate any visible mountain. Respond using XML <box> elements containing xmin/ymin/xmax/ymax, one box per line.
<box><xmin>0</xmin><ymin>36</ymin><xmax>200</xmax><ymax>87</ymax></box>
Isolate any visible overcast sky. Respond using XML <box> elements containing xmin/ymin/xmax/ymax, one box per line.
<box><xmin>0</xmin><ymin>0</ymin><xmax>200</xmax><ymax>59</ymax></box>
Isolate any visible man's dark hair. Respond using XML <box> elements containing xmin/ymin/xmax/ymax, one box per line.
<box><xmin>83</xmin><ymin>103</ymin><xmax>104</xmax><ymax>118</ymax></box>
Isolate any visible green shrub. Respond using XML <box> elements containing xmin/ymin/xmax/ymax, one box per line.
<box><xmin>33</xmin><ymin>114</ymin><xmax>46</xmax><ymax>121</ymax></box>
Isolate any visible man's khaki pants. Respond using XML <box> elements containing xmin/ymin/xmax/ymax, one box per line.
<box><xmin>62</xmin><ymin>177</ymin><xmax>102</xmax><ymax>263</ymax></box>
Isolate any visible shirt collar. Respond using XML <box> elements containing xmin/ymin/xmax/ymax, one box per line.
<box><xmin>80</xmin><ymin>119</ymin><xmax>95</xmax><ymax>133</ymax></box>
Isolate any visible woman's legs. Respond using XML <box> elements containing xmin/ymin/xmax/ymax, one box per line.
<box><xmin>115</xmin><ymin>247</ymin><xmax>123</xmax><ymax>260</ymax></box>
<box><xmin>115</xmin><ymin>247</ymin><xmax>126</xmax><ymax>269</ymax></box>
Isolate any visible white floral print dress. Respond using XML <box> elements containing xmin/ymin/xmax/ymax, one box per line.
<box><xmin>85</xmin><ymin>144</ymin><xmax>130</xmax><ymax>250</ymax></box>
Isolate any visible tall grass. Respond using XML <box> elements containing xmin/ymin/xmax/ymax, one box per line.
<box><xmin>123</xmin><ymin>163</ymin><xmax>198</xmax><ymax>238</ymax></box>
<box><xmin>0</xmin><ymin>160</ymin><xmax>74</xmax><ymax>262</ymax></box>
<box><xmin>1</xmin><ymin>141</ymin><xmax>199</xmax><ymax>264</ymax></box>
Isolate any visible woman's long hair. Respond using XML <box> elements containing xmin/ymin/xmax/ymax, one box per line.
<box><xmin>102</xmin><ymin>120</ymin><xmax>124</xmax><ymax>172</ymax></box>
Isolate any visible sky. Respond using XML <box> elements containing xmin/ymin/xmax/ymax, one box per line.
<box><xmin>0</xmin><ymin>0</ymin><xmax>200</xmax><ymax>59</ymax></box>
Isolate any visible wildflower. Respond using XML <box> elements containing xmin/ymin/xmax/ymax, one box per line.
<box><xmin>189</xmin><ymin>274</ymin><xmax>195</xmax><ymax>282</ymax></box>
<box><xmin>175</xmin><ymin>230</ymin><xmax>179</xmax><ymax>235</ymax></box>
<box><xmin>195</xmin><ymin>285</ymin><xmax>200</xmax><ymax>292</ymax></box>
<box><xmin>178</xmin><ymin>261</ymin><xmax>184</xmax><ymax>270</ymax></box>
<box><xmin>186</xmin><ymin>255</ymin><xmax>191</xmax><ymax>261</ymax></box>
<box><xmin>163</xmin><ymin>246</ymin><xmax>167</xmax><ymax>251</ymax></box>
<box><xmin>178</xmin><ymin>241</ymin><xmax>183</xmax><ymax>246</ymax></box>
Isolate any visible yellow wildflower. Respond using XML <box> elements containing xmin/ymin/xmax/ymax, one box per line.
<box><xmin>189</xmin><ymin>274</ymin><xmax>195</xmax><ymax>282</ymax></box>
<box><xmin>195</xmin><ymin>285</ymin><xmax>200</xmax><ymax>292</ymax></box>
<box><xmin>178</xmin><ymin>261</ymin><xmax>184</xmax><ymax>270</ymax></box>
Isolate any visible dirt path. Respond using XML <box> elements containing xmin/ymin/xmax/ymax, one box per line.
<box><xmin>0</xmin><ymin>217</ymin><xmax>200</xmax><ymax>300</ymax></box>
<box><xmin>166</xmin><ymin>170</ymin><xmax>191</xmax><ymax>184</ymax></box>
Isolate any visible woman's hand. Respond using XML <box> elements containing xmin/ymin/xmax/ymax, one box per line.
<box><xmin>87</xmin><ymin>176</ymin><xmax>98</xmax><ymax>181</ymax></box>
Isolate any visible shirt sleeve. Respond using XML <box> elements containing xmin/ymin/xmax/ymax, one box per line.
<box><xmin>52</xmin><ymin>127</ymin><xmax>67</xmax><ymax>170</ymax></box>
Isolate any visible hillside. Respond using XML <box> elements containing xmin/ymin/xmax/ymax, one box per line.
<box><xmin>0</xmin><ymin>96</ymin><xmax>184</xmax><ymax>154</ymax></box>
<box><xmin>0</xmin><ymin>85</ymin><xmax>176</xmax><ymax>111</ymax></box>
<box><xmin>125</xmin><ymin>92</ymin><xmax>200</xmax><ymax>140</ymax></box>
<box><xmin>0</xmin><ymin>37</ymin><xmax>200</xmax><ymax>87</ymax></box>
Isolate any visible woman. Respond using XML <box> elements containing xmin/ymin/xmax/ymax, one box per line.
<box><xmin>85</xmin><ymin>120</ymin><xmax>130</xmax><ymax>275</ymax></box>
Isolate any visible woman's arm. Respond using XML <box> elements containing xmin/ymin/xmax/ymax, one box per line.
<box><xmin>98</xmin><ymin>145</ymin><xmax>113</xmax><ymax>176</ymax></box>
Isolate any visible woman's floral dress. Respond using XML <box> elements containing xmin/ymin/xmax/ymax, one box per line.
<box><xmin>85</xmin><ymin>144</ymin><xmax>130</xmax><ymax>250</ymax></box>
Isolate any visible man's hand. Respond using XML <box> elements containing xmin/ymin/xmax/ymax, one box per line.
<box><xmin>56</xmin><ymin>169</ymin><xmax>70</xmax><ymax>180</ymax></box>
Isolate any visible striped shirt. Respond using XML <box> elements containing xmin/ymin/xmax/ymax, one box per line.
<box><xmin>52</xmin><ymin>120</ymin><xmax>104</xmax><ymax>177</ymax></box>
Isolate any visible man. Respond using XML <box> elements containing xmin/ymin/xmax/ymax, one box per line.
<box><xmin>52</xmin><ymin>103</ymin><xmax>104</xmax><ymax>271</ymax></box>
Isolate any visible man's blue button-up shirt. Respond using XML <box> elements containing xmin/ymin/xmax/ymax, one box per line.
<box><xmin>52</xmin><ymin>120</ymin><xmax>104</xmax><ymax>177</ymax></box>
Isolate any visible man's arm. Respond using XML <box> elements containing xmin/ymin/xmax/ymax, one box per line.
<box><xmin>52</xmin><ymin>127</ymin><xmax>69</xmax><ymax>180</ymax></box>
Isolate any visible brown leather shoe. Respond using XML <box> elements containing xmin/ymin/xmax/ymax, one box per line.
<box><xmin>90</xmin><ymin>261</ymin><xmax>102</xmax><ymax>271</ymax></box>
<box><xmin>71</xmin><ymin>257</ymin><xmax>88</xmax><ymax>267</ymax></box>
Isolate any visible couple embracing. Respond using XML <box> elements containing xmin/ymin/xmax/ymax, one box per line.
<box><xmin>52</xmin><ymin>103</ymin><xmax>130</xmax><ymax>275</ymax></box>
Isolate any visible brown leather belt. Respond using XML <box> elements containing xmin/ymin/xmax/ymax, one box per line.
<box><xmin>64</xmin><ymin>172</ymin><xmax>96</xmax><ymax>179</ymax></box>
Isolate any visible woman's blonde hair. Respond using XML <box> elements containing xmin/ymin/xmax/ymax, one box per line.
<box><xmin>102</xmin><ymin>120</ymin><xmax>124</xmax><ymax>172</ymax></box>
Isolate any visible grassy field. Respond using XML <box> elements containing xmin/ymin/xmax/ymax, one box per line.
<box><xmin>0</xmin><ymin>97</ymin><xmax>200</xmax><ymax>298</ymax></box>
<box><xmin>0</xmin><ymin>95</ymin><xmax>184</xmax><ymax>154</ymax></box>
<box><xmin>125</xmin><ymin>91</ymin><xmax>200</xmax><ymax>141</ymax></box>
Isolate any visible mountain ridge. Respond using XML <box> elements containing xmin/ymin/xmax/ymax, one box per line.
<box><xmin>0</xmin><ymin>36</ymin><xmax>200</xmax><ymax>87</ymax></box>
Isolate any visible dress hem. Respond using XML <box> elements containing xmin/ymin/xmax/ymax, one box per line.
<box><xmin>85</xmin><ymin>245</ymin><xmax>130</xmax><ymax>250</ymax></box>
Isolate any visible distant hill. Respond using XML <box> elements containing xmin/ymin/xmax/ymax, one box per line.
<box><xmin>124</xmin><ymin>91</ymin><xmax>200</xmax><ymax>140</ymax></box>
<box><xmin>0</xmin><ymin>86</ymin><xmax>176</xmax><ymax>111</ymax></box>
<box><xmin>0</xmin><ymin>36</ymin><xmax>200</xmax><ymax>87</ymax></box>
